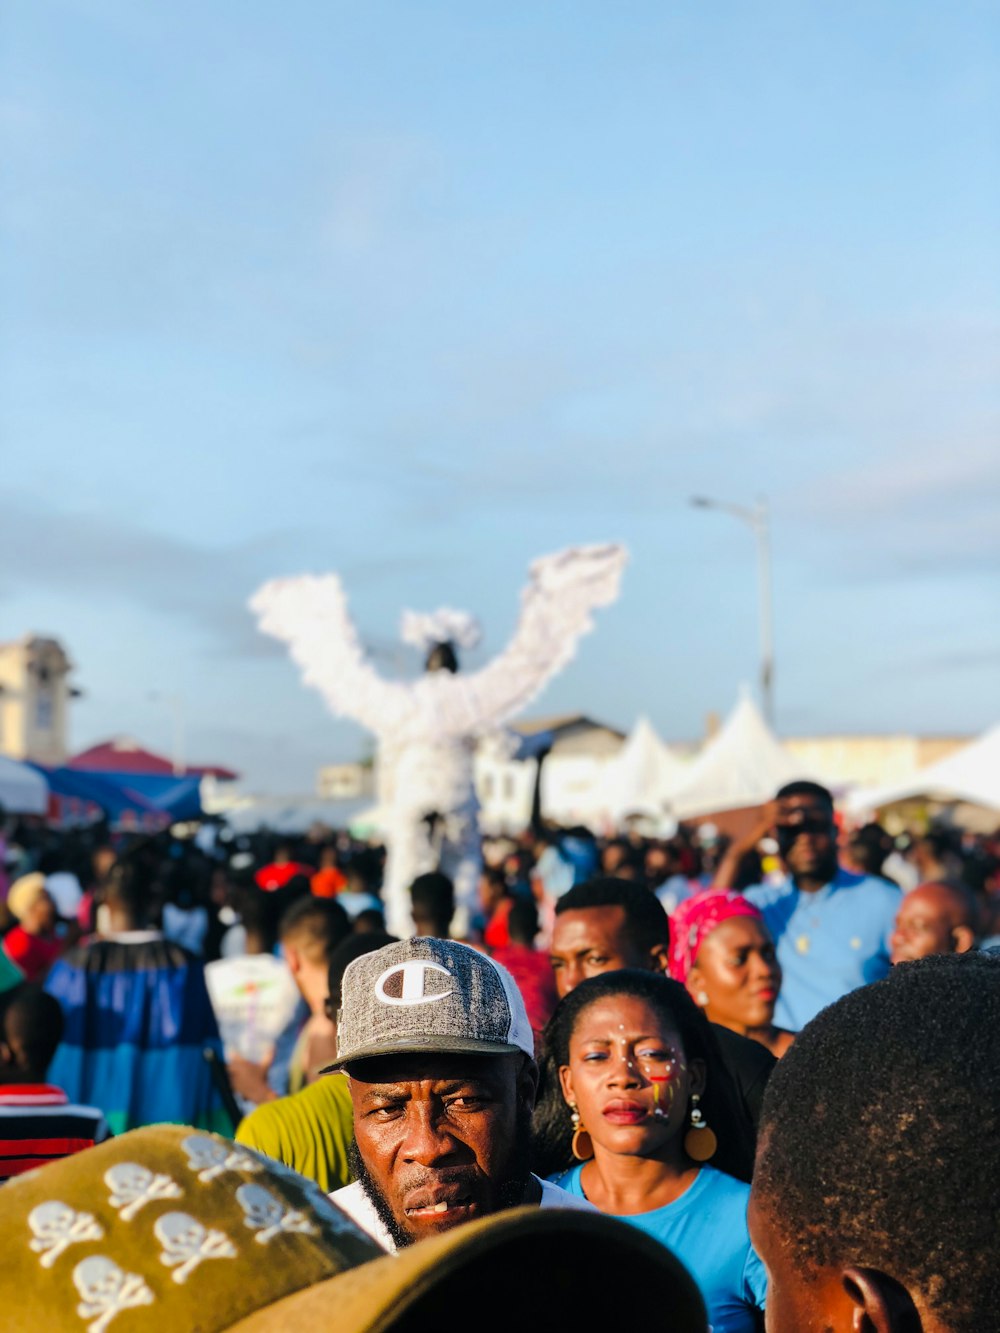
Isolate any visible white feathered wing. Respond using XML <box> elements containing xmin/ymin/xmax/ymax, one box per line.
<box><xmin>248</xmin><ymin>574</ymin><xmax>411</xmax><ymax>734</ymax></box>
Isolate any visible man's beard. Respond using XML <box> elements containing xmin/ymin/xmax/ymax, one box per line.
<box><xmin>347</xmin><ymin>1104</ymin><xmax>534</xmax><ymax>1250</ymax></box>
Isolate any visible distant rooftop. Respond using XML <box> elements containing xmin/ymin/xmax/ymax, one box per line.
<box><xmin>512</xmin><ymin>714</ymin><xmax>626</xmax><ymax>740</ymax></box>
<box><xmin>69</xmin><ymin>736</ymin><xmax>239</xmax><ymax>781</ymax></box>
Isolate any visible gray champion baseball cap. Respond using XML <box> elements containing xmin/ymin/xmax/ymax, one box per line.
<box><xmin>323</xmin><ymin>937</ymin><xmax>535</xmax><ymax>1070</ymax></box>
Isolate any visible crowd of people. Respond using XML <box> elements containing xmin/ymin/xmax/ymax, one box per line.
<box><xmin>1</xmin><ymin>782</ymin><xmax>999</xmax><ymax>1331</ymax></box>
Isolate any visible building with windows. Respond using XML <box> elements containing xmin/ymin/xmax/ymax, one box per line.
<box><xmin>476</xmin><ymin>714</ymin><xmax>627</xmax><ymax>832</ymax></box>
<box><xmin>0</xmin><ymin>635</ymin><xmax>75</xmax><ymax>766</ymax></box>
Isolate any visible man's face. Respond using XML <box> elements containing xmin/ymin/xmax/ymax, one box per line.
<box><xmin>890</xmin><ymin>885</ymin><xmax>964</xmax><ymax>964</ymax></box>
<box><xmin>347</xmin><ymin>1052</ymin><xmax>535</xmax><ymax>1248</ymax></box>
<box><xmin>549</xmin><ymin>906</ymin><xmax>655</xmax><ymax>999</ymax></box>
<box><xmin>774</xmin><ymin>794</ymin><xmax>837</xmax><ymax>882</ymax></box>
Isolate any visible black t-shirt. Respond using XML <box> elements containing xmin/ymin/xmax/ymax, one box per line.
<box><xmin>710</xmin><ymin>1023</ymin><xmax>776</xmax><ymax>1131</ymax></box>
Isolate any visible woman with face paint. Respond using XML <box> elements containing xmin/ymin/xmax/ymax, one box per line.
<box><xmin>539</xmin><ymin>971</ymin><xmax>766</xmax><ymax>1333</ymax></box>
<box><xmin>668</xmin><ymin>891</ymin><xmax>795</xmax><ymax>1060</ymax></box>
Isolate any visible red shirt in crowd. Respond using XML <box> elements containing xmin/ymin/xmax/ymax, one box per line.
<box><xmin>255</xmin><ymin>862</ymin><xmax>313</xmax><ymax>892</ymax></box>
<box><xmin>0</xmin><ymin>1084</ymin><xmax>111</xmax><ymax>1182</ymax></box>
<box><xmin>311</xmin><ymin>867</ymin><xmax>348</xmax><ymax>899</ymax></box>
<box><xmin>490</xmin><ymin>942</ymin><xmax>558</xmax><ymax>1040</ymax></box>
<box><xmin>2</xmin><ymin>928</ymin><xmax>62</xmax><ymax>984</ymax></box>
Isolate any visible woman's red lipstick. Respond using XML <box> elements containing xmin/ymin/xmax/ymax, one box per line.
<box><xmin>602</xmin><ymin>1099</ymin><xmax>648</xmax><ymax>1124</ymax></box>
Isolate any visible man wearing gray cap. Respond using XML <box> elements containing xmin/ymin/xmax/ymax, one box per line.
<box><xmin>328</xmin><ymin>937</ymin><xmax>592</xmax><ymax>1251</ymax></box>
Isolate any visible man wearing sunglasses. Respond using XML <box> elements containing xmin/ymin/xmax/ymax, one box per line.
<box><xmin>716</xmin><ymin>781</ymin><xmax>900</xmax><ymax>1031</ymax></box>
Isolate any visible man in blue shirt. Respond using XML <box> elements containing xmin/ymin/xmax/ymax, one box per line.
<box><xmin>720</xmin><ymin>782</ymin><xmax>900</xmax><ymax>1031</ymax></box>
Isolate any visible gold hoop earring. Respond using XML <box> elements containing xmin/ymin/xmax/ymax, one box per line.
<box><xmin>683</xmin><ymin>1092</ymin><xmax>717</xmax><ymax>1162</ymax></box>
<box><xmin>569</xmin><ymin>1104</ymin><xmax>594</xmax><ymax>1162</ymax></box>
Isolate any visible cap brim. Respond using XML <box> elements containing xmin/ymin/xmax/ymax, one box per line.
<box><xmin>319</xmin><ymin>1035</ymin><xmax>528</xmax><ymax>1074</ymax></box>
<box><xmin>228</xmin><ymin>1206</ymin><xmax>708</xmax><ymax>1333</ymax></box>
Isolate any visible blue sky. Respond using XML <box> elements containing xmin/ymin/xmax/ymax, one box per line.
<box><xmin>2</xmin><ymin>1</ymin><xmax>998</xmax><ymax>792</ymax></box>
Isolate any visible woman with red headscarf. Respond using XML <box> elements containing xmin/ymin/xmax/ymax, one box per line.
<box><xmin>668</xmin><ymin>892</ymin><xmax>794</xmax><ymax>1059</ymax></box>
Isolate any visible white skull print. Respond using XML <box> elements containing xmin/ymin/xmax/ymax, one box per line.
<box><xmin>235</xmin><ymin>1183</ymin><xmax>317</xmax><ymax>1244</ymax></box>
<box><xmin>154</xmin><ymin>1211</ymin><xmax>237</xmax><ymax>1284</ymax></box>
<box><xmin>73</xmin><ymin>1256</ymin><xmax>154</xmax><ymax>1333</ymax></box>
<box><xmin>104</xmin><ymin>1162</ymin><xmax>182</xmax><ymax>1221</ymax></box>
<box><xmin>28</xmin><ymin>1201</ymin><xmax>104</xmax><ymax>1268</ymax></box>
<box><xmin>182</xmin><ymin>1135</ymin><xmax>264</xmax><ymax>1183</ymax></box>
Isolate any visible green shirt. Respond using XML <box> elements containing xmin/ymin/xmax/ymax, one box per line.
<box><xmin>236</xmin><ymin>1071</ymin><xmax>355</xmax><ymax>1194</ymax></box>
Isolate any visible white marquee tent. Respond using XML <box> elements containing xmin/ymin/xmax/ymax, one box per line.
<box><xmin>589</xmin><ymin>715</ymin><xmax>688</xmax><ymax>826</ymax></box>
<box><xmin>668</xmin><ymin>692</ymin><xmax>814</xmax><ymax>821</ymax></box>
<box><xmin>0</xmin><ymin>756</ymin><xmax>49</xmax><ymax>815</ymax></box>
<box><xmin>846</xmin><ymin>722</ymin><xmax>1000</xmax><ymax>814</ymax></box>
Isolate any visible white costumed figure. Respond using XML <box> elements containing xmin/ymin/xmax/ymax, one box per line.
<box><xmin>250</xmin><ymin>543</ymin><xmax>627</xmax><ymax>937</ymax></box>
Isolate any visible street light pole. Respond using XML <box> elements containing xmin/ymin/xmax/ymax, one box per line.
<box><xmin>690</xmin><ymin>494</ymin><xmax>775</xmax><ymax>727</ymax></box>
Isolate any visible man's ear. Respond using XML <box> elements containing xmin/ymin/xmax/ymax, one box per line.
<box><xmin>282</xmin><ymin>943</ymin><xmax>301</xmax><ymax>976</ymax></box>
<box><xmin>951</xmin><ymin>926</ymin><xmax>976</xmax><ymax>955</ymax></box>
<box><xmin>649</xmin><ymin>942</ymin><xmax>670</xmax><ymax>975</ymax></box>
<box><xmin>517</xmin><ymin>1057</ymin><xmax>539</xmax><ymax>1111</ymax></box>
<box><xmin>842</xmin><ymin>1266</ymin><xmax>922</xmax><ymax>1333</ymax></box>
<box><xmin>0</xmin><ymin>1040</ymin><xmax>14</xmax><ymax>1071</ymax></box>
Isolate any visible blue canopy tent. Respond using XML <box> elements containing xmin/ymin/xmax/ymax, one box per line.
<box><xmin>35</xmin><ymin>766</ymin><xmax>203</xmax><ymax>828</ymax></box>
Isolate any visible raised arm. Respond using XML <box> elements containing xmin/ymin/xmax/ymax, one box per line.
<box><xmin>249</xmin><ymin>574</ymin><xmax>408</xmax><ymax>733</ymax></box>
<box><xmin>451</xmin><ymin>543</ymin><xmax>627</xmax><ymax>734</ymax></box>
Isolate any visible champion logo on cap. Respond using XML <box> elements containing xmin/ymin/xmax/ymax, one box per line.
<box><xmin>325</xmin><ymin>937</ymin><xmax>535</xmax><ymax>1070</ymax></box>
<box><xmin>374</xmin><ymin>961</ymin><xmax>454</xmax><ymax>1007</ymax></box>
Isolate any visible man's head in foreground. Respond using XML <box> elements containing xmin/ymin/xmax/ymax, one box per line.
<box><xmin>549</xmin><ymin>876</ymin><xmax>670</xmax><ymax>998</ymax></box>
<box><xmin>334</xmin><ymin>937</ymin><xmax>538</xmax><ymax>1248</ymax></box>
<box><xmin>750</xmin><ymin>952</ymin><xmax>1000</xmax><ymax>1331</ymax></box>
<box><xmin>890</xmin><ymin>882</ymin><xmax>978</xmax><ymax>964</ymax></box>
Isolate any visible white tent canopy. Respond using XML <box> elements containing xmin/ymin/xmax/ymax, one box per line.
<box><xmin>846</xmin><ymin>722</ymin><xmax>1000</xmax><ymax>814</ymax></box>
<box><xmin>590</xmin><ymin>715</ymin><xmax>688</xmax><ymax>825</ymax></box>
<box><xmin>0</xmin><ymin>756</ymin><xmax>49</xmax><ymax>815</ymax></box>
<box><xmin>222</xmin><ymin>795</ymin><xmax>376</xmax><ymax>836</ymax></box>
<box><xmin>668</xmin><ymin>692</ymin><xmax>814</xmax><ymax>821</ymax></box>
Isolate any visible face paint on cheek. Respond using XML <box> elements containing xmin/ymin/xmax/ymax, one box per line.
<box><xmin>645</xmin><ymin>1053</ymin><xmax>686</xmax><ymax>1119</ymax></box>
<box><xmin>647</xmin><ymin>1073</ymin><xmax>675</xmax><ymax>1118</ymax></box>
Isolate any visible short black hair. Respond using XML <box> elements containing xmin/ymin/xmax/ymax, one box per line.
<box><xmin>848</xmin><ymin>822</ymin><xmax>894</xmax><ymax>876</ymax></box>
<box><xmin>2</xmin><ymin>984</ymin><xmax>64</xmax><ymax>1075</ymax></box>
<box><xmin>554</xmin><ymin>877</ymin><xmax>669</xmax><ymax>952</ymax></box>
<box><xmin>278</xmin><ymin>895</ymin><xmax>350</xmax><ymax>964</ymax></box>
<box><xmin>774</xmin><ymin>779</ymin><xmax>833</xmax><ymax>808</ymax></box>
<box><xmin>104</xmin><ymin>864</ymin><xmax>146</xmax><ymax>928</ymax></box>
<box><xmin>235</xmin><ymin>886</ymin><xmax>281</xmax><ymax>952</ymax></box>
<box><xmin>532</xmin><ymin>969</ymin><xmax>755</xmax><ymax>1182</ymax></box>
<box><xmin>410</xmin><ymin>873</ymin><xmax>455</xmax><ymax>930</ymax></box>
<box><xmin>507</xmin><ymin>898</ymin><xmax>539</xmax><ymax>945</ymax></box>
<box><xmin>353</xmin><ymin>908</ymin><xmax>388</xmax><ymax>935</ymax></box>
<box><xmin>754</xmin><ymin>953</ymin><xmax>1000</xmax><ymax>1332</ymax></box>
<box><xmin>917</xmin><ymin>828</ymin><xmax>959</xmax><ymax>859</ymax></box>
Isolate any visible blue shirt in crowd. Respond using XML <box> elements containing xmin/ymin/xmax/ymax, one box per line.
<box><xmin>745</xmin><ymin>867</ymin><xmax>900</xmax><ymax>1031</ymax></box>
<box><xmin>550</xmin><ymin>1162</ymin><xmax>766</xmax><ymax>1333</ymax></box>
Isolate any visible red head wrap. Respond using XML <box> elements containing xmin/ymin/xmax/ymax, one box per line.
<box><xmin>667</xmin><ymin>890</ymin><xmax>764</xmax><ymax>984</ymax></box>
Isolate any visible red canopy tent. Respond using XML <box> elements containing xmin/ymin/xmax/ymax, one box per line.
<box><xmin>68</xmin><ymin>737</ymin><xmax>238</xmax><ymax>781</ymax></box>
